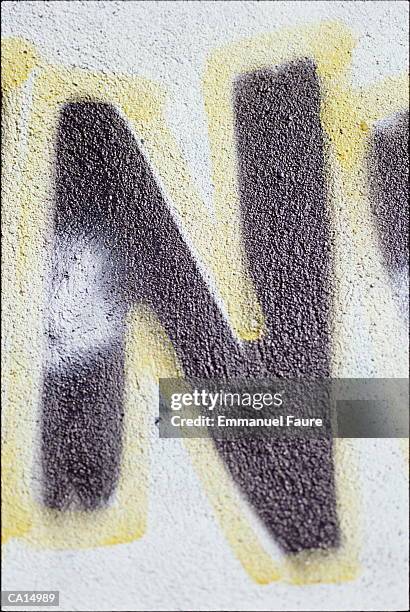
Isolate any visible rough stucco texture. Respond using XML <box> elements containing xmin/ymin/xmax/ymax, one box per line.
<box><xmin>1</xmin><ymin>2</ymin><xmax>409</xmax><ymax>612</ymax></box>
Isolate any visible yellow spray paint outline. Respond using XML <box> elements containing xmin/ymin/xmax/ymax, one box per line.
<box><xmin>192</xmin><ymin>21</ymin><xmax>360</xmax><ymax>584</ymax></box>
<box><xmin>1</xmin><ymin>21</ymin><xmax>408</xmax><ymax>583</ymax></box>
<box><xmin>1</xmin><ymin>37</ymin><xmax>262</xmax><ymax>551</ymax></box>
<box><xmin>1</xmin><ymin>63</ymin><xmax>163</xmax><ymax>549</ymax></box>
<box><xmin>321</xmin><ymin>67</ymin><xmax>409</xmax><ymax>380</ymax></box>
<box><xmin>196</xmin><ymin>20</ymin><xmax>407</xmax><ymax>583</ymax></box>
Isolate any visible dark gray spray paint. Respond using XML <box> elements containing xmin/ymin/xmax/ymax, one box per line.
<box><xmin>43</xmin><ymin>102</ymin><xmax>241</xmax><ymax>510</ymax></box>
<box><xmin>42</xmin><ymin>59</ymin><xmax>339</xmax><ymax>552</ymax></box>
<box><xmin>216</xmin><ymin>60</ymin><xmax>337</xmax><ymax>553</ymax></box>
<box><xmin>368</xmin><ymin>111</ymin><xmax>409</xmax><ymax>303</ymax></box>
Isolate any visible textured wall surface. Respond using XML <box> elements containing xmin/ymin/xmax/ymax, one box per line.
<box><xmin>1</xmin><ymin>1</ymin><xmax>409</xmax><ymax>611</ymax></box>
